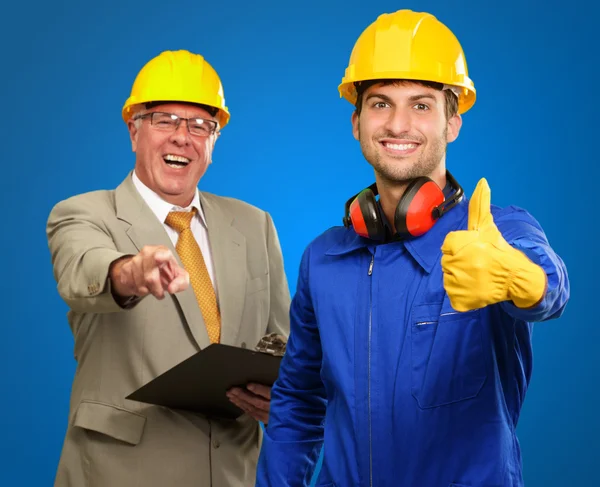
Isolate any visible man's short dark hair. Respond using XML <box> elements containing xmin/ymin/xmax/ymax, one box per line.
<box><xmin>354</xmin><ymin>79</ymin><xmax>459</xmax><ymax>120</ymax></box>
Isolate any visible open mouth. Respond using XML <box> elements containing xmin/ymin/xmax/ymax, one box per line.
<box><xmin>163</xmin><ymin>154</ymin><xmax>190</xmax><ymax>168</ymax></box>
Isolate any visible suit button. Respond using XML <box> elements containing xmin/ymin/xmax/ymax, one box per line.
<box><xmin>240</xmin><ymin>342</ymin><xmax>247</xmax><ymax>349</ymax></box>
<box><xmin>213</xmin><ymin>440</ymin><xmax>220</xmax><ymax>449</ymax></box>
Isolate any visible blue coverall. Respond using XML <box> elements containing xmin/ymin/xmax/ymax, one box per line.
<box><xmin>257</xmin><ymin>196</ymin><xmax>569</xmax><ymax>487</ymax></box>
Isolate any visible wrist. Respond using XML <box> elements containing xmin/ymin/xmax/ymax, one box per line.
<box><xmin>507</xmin><ymin>249</ymin><xmax>547</xmax><ymax>309</ymax></box>
<box><xmin>108</xmin><ymin>255</ymin><xmax>139</xmax><ymax>307</ymax></box>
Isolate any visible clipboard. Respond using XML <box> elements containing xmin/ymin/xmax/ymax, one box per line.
<box><xmin>126</xmin><ymin>343</ymin><xmax>283</xmax><ymax>420</ymax></box>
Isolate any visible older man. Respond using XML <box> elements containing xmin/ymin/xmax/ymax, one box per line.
<box><xmin>47</xmin><ymin>49</ymin><xmax>290</xmax><ymax>487</ymax></box>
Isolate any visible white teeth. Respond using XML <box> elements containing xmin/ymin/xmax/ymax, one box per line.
<box><xmin>164</xmin><ymin>154</ymin><xmax>190</xmax><ymax>163</ymax></box>
<box><xmin>384</xmin><ymin>142</ymin><xmax>417</xmax><ymax>151</ymax></box>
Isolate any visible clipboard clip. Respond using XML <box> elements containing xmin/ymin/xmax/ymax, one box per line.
<box><xmin>254</xmin><ymin>333</ymin><xmax>287</xmax><ymax>357</ymax></box>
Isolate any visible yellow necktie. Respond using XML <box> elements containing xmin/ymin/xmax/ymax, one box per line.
<box><xmin>165</xmin><ymin>209</ymin><xmax>221</xmax><ymax>343</ymax></box>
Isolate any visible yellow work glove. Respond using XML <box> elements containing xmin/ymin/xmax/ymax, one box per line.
<box><xmin>441</xmin><ymin>178</ymin><xmax>547</xmax><ymax>312</ymax></box>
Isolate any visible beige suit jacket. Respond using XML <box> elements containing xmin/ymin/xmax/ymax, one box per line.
<box><xmin>46</xmin><ymin>173</ymin><xmax>291</xmax><ymax>487</ymax></box>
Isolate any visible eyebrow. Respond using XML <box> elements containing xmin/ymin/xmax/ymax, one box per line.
<box><xmin>365</xmin><ymin>92</ymin><xmax>438</xmax><ymax>104</ymax></box>
<box><xmin>153</xmin><ymin>111</ymin><xmax>214</xmax><ymax>120</ymax></box>
<box><xmin>408</xmin><ymin>93</ymin><xmax>438</xmax><ymax>103</ymax></box>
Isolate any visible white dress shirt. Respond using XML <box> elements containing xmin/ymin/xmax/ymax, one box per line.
<box><xmin>131</xmin><ymin>171</ymin><xmax>218</xmax><ymax>299</ymax></box>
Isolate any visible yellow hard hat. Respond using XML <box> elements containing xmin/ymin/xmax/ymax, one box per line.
<box><xmin>122</xmin><ymin>50</ymin><xmax>230</xmax><ymax>128</ymax></box>
<box><xmin>339</xmin><ymin>10</ymin><xmax>476</xmax><ymax>114</ymax></box>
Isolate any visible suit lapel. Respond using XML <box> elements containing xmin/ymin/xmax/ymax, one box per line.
<box><xmin>114</xmin><ymin>173</ymin><xmax>211</xmax><ymax>350</ymax></box>
<box><xmin>200</xmin><ymin>192</ymin><xmax>247</xmax><ymax>345</ymax></box>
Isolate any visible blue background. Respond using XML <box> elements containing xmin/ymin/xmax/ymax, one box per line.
<box><xmin>1</xmin><ymin>0</ymin><xmax>595</xmax><ymax>485</ymax></box>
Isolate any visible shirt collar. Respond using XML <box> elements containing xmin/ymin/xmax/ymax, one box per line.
<box><xmin>402</xmin><ymin>197</ymin><xmax>468</xmax><ymax>273</ymax></box>
<box><xmin>131</xmin><ymin>170</ymin><xmax>207</xmax><ymax>227</ymax></box>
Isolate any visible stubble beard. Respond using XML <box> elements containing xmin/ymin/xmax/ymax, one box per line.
<box><xmin>359</xmin><ymin>124</ymin><xmax>448</xmax><ymax>185</ymax></box>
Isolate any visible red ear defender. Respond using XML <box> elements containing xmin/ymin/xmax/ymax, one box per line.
<box><xmin>343</xmin><ymin>172</ymin><xmax>464</xmax><ymax>241</ymax></box>
<box><xmin>394</xmin><ymin>178</ymin><xmax>445</xmax><ymax>237</ymax></box>
<box><xmin>343</xmin><ymin>183</ymin><xmax>386</xmax><ymax>241</ymax></box>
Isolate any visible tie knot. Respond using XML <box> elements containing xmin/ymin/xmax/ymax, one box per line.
<box><xmin>165</xmin><ymin>209</ymin><xmax>196</xmax><ymax>233</ymax></box>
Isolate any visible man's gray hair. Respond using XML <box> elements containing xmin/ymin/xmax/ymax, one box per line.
<box><xmin>128</xmin><ymin>104</ymin><xmax>147</xmax><ymax>128</ymax></box>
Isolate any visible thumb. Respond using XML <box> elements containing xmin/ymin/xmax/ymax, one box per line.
<box><xmin>468</xmin><ymin>178</ymin><xmax>493</xmax><ymax>231</ymax></box>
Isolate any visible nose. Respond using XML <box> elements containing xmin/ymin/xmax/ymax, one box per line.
<box><xmin>384</xmin><ymin>106</ymin><xmax>412</xmax><ymax>136</ymax></box>
<box><xmin>169</xmin><ymin>121</ymin><xmax>191</xmax><ymax>146</ymax></box>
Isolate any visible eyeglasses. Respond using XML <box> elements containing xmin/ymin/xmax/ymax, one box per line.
<box><xmin>134</xmin><ymin>111</ymin><xmax>218</xmax><ymax>137</ymax></box>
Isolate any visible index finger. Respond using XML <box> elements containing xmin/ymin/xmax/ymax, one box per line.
<box><xmin>232</xmin><ymin>388</ymin><xmax>270</xmax><ymax>412</ymax></box>
<box><xmin>154</xmin><ymin>249</ymin><xmax>177</xmax><ymax>267</ymax></box>
<box><xmin>441</xmin><ymin>230</ymin><xmax>479</xmax><ymax>256</ymax></box>
<box><xmin>247</xmin><ymin>383</ymin><xmax>271</xmax><ymax>400</ymax></box>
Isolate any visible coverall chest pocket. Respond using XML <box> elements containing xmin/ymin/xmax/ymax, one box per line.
<box><xmin>410</xmin><ymin>303</ymin><xmax>487</xmax><ymax>409</ymax></box>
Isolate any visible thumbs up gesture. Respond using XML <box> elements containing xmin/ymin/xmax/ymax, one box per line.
<box><xmin>441</xmin><ymin>178</ymin><xmax>547</xmax><ymax>312</ymax></box>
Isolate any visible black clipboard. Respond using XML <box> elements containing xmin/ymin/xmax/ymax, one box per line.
<box><xmin>126</xmin><ymin>344</ymin><xmax>282</xmax><ymax>420</ymax></box>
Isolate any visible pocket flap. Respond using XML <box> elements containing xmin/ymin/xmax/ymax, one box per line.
<box><xmin>73</xmin><ymin>400</ymin><xmax>146</xmax><ymax>445</ymax></box>
<box><xmin>412</xmin><ymin>303</ymin><xmax>442</xmax><ymax>323</ymax></box>
<box><xmin>412</xmin><ymin>301</ymin><xmax>479</xmax><ymax>324</ymax></box>
<box><xmin>246</xmin><ymin>275</ymin><xmax>268</xmax><ymax>294</ymax></box>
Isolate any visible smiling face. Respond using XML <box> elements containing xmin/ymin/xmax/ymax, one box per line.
<box><xmin>352</xmin><ymin>81</ymin><xmax>462</xmax><ymax>184</ymax></box>
<box><xmin>128</xmin><ymin>102</ymin><xmax>218</xmax><ymax>207</ymax></box>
